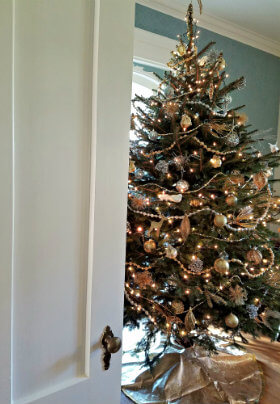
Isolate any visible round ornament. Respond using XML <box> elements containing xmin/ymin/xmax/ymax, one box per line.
<box><xmin>165</xmin><ymin>245</ymin><xmax>178</xmax><ymax>259</ymax></box>
<box><xmin>135</xmin><ymin>169</ymin><xmax>145</xmax><ymax>179</ymax></box>
<box><xmin>225</xmin><ymin>313</ymin><xmax>239</xmax><ymax>328</ymax></box>
<box><xmin>148</xmin><ymin>130</ymin><xmax>158</xmax><ymax>141</ymax></box>
<box><xmin>246</xmin><ymin>248</ymin><xmax>262</xmax><ymax>265</ymax></box>
<box><xmin>134</xmin><ymin>272</ymin><xmax>153</xmax><ymax>289</ymax></box>
<box><xmin>177</xmin><ymin>44</ymin><xmax>186</xmax><ymax>56</ymax></box>
<box><xmin>217</xmin><ymin>56</ymin><xmax>226</xmax><ymax>71</ymax></box>
<box><xmin>180</xmin><ymin>114</ymin><xmax>192</xmax><ymax>130</ymax></box>
<box><xmin>155</xmin><ymin>160</ymin><xmax>169</xmax><ymax>174</ymax></box>
<box><xmin>214</xmin><ymin>214</ymin><xmax>227</xmax><ymax>228</ymax></box>
<box><xmin>144</xmin><ymin>239</ymin><xmax>157</xmax><ymax>253</ymax></box>
<box><xmin>210</xmin><ymin>155</ymin><xmax>222</xmax><ymax>168</ymax></box>
<box><xmin>172</xmin><ymin>300</ymin><xmax>185</xmax><ymax>314</ymax></box>
<box><xmin>253</xmin><ymin>172</ymin><xmax>267</xmax><ymax>190</ymax></box>
<box><xmin>214</xmin><ymin>258</ymin><xmax>229</xmax><ymax>274</ymax></box>
<box><xmin>129</xmin><ymin>160</ymin><xmax>136</xmax><ymax>173</ymax></box>
<box><xmin>189</xmin><ymin>257</ymin><xmax>203</xmax><ymax>273</ymax></box>
<box><xmin>226</xmin><ymin>132</ymin><xmax>240</xmax><ymax>147</ymax></box>
<box><xmin>226</xmin><ymin>195</ymin><xmax>238</xmax><ymax>206</ymax></box>
<box><xmin>176</xmin><ymin>180</ymin><xmax>189</xmax><ymax>193</ymax></box>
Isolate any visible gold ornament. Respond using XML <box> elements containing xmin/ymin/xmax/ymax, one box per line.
<box><xmin>144</xmin><ymin>239</ymin><xmax>157</xmax><ymax>253</ymax></box>
<box><xmin>229</xmin><ymin>285</ymin><xmax>247</xmax><ymax>305</ymax></box>
<box><xmin>253</xmin><ymin>172</ymin><xmax>268</xmax><ymax>190</ymax></box>
<box><xmin>129</xmin><ymin>160</ymin><xmax>136</xmax><ymax>173</ymax></box>
<box><xmin>210</xmin><ymin>155</ymin><xmax>222</xmax><ymax>168</ymax></box>
<box><xmin>190</xmin><ymin>198</ymin><xmax>203</xmax><ymax>207</ymax></box>
<box><xmin>131</xmin><ymin>196</ymin><xmax>147</xmax><ymax>210</ymax></box>
<box><xmin>172</xmin><ymin>300</ymin><xmax>185</xmax><ymax>314</ymax></box>
<box><xmin>177</xmin><ymin>44</ymin><xmax>186</xmax><ymax>56</ymax></box>
<box><xmin>180</xmin><ymin>114</ymin><xmax>192</xmax><ymax>130</ymax></box>
<box><xmin>184</xmin><ymin>308</ymin><xmax>196</xmax><ymax>332</ymax></box>
<box><xmin>218</xmin><ymin>56</ymin><xmax>226</xmax><ymax>71</ymax></box>
<box><xmin>214</xmin><ymin>258</ymin><xmax>230</xmax><ymax>274</ymax></box>
<box><xmin>226</xmin><ymin>195</ymin><xmax>238</xmax><ymax>206</ymax></box>
<box><xmin>225</xmin><ymin>313</ymin><xmax>239</xmax><ymax>328</ymax></box>
<box><xmin>214</xmin><ymin>214</ymin><xmax>227</xmax><ymax>228</ymax></box>
<box><xmin>176</xmin><ymin>180</ymin><xmax>189</xmax><ymax>193</ymax></box>
<box><xmin>198</xmin><ymin>55</ymin><xmax>208</xmax><ymax>67</ymax></box>
<box><xmin>134</xmin><ymin>272</ymin><xmax>153</xmax><ymax>289</ymax></box>
<box><xmin>208</xmin><ymin>80</ymin><xmax>214</xmax><ymax>101</ymax></box>
<box><xmin>166</xmin><ymin>244</ymin><xmax>178</xmax><ymax>259</ymax></box>
<box><xmin>180</xmin><ymin>215</ymin><xmax>191</xmax><ymax>241</ymax></box>
<box><xmin>246</xmin><ymin>248</ymin><xmax>262</xmax><ymax>265</ymax></box>
<box><xmin>164</xmin><ymin>102</ymin><xmax>179</xmax><ymax>116</ymax></box>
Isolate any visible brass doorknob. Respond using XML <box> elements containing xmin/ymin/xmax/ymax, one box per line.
<box><xmin>101</xmin><ymin>326</ymin><xmax>122</xmax><ymax>370</ymax></box>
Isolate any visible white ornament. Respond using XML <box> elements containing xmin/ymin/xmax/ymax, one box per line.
<box><xmin>158</xmin><ymin>193</ymin><xmax>183</xmax><ymax>203</ymax></box>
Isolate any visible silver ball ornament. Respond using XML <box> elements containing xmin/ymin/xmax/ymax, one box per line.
<box><xmin>176</xmin><ymin>180</ymin><xmax>189</xmax><ymax>193</ymax></box>
<box><xmin>148</xmin><ymin>130</ymin><xmax>158</xmax><ymax>141</ymax></box>
<box><xmin>135</xmin><ymin>169</ymin><xmax>144</xmax><ymax>179</ymax></box>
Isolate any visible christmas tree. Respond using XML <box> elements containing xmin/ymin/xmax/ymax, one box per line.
<box><xmin>125</xmin><ymin>3</ymin><xmax>280</xmax><ymax>354</ymax></box>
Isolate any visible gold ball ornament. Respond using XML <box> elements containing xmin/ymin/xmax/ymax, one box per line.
<box><xmin>246</xmin><ymin>248</ymin><xmax>262</xmax><ymax>265</ymax></box>
<box><xmin>225</xmin><ymin>313</ymin><xmax>239</xmax><ymax>328</ymax></box>
<box><xmin>210</xmin><ymin>155</ymin><xmax>222</xmax><ymax>168</ymax></box>
<box><xmin>180</xmin><ymin>114</ymin><xmax>192</xmax><ymax>130</ymax></box>
<box><xmin>226</xmin><ymin>195</ymin><xmax>238</xmax><ymax>206</ymax></box>
<box><xmin>176</xmin><ymin>180</ymin><xmax>189</xmax><ymax>193</ymax></box>
<box><xmin>129</xmin><ymin>160</ymin><xmax>136</xmax><ymax>173</ymax></box>
<box><xmin>177</xmin><ymin>44</ymin><xmax>186</xmax><ymax>56</ymax></box>
<box><xmin>253</xmin><ymin>172</ymin><xmax>268</xmax><ymax>190</ymax></box>
<box><xmin>214</xmin><ymin>258</ymin><xmax>230</xmax><ymax>274</ymax></box>
<box><xmin>172</xmin><ymin>300</ymin><xmax>185</xmax><ymax>314</ymax></box>
<box><xmin>214</xmin><ymin>214</ymin><xmax>227</xmax><ymax>228</ymax></box>
<box><xmin>144</xmin><ymin>239</ymin><xmax>157</xmax><ymax>253</ymax></box>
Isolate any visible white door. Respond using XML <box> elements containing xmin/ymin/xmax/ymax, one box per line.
<box><xmin>0</xmin><ymin>0</ymin><xmax>134</xmax><ymax>403</ymax></box>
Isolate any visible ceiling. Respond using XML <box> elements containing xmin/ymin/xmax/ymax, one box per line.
<box><xmin>175</xmin><ymin>0</ymin><xmax>280</xmax><ymax>42</ymax></box>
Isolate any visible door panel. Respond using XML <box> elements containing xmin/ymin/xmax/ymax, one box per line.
<box><xmin>0</xmin><ymin>0</ymin><xmax>134</xmax><ymax>403</ymax></box>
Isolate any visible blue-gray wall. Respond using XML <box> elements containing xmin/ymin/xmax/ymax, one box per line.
<box><xmin>135</xmin><ymin>4</ymin><xmax>280</xmax><ymax>152</ymax></box>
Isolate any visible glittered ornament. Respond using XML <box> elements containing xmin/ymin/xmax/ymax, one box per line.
<box><xmin>247</xmin><ymin>304</ymin><xmax>259</xmax><ymax>319</ymax></box>
<box><xmin>190</xmin><ymin>199</ymin><xmax>203</xmax><ymax>207</ymax></box>
<box><xmin>198</xmin><ymin>55</ymin><xmax>208</xmax><ymax>67</ymax></box>
<box><xmin>246</xmin><ymin>248</ymin><xmax>262</xmax><ymax>265</ymax></box>
<box><xmin>210</xmin><ymin>155</ymin><xmax>222</xmax><ymax>168</ymax></box>
<box><xmin>135</xmin><ymin>169</ymin><xmax>144</xmax><ymax>179</ymax></box>
<box><xmin>176</xmin><ymin>180</ymin><xmax>189</xmax><ymax>193</ymax></box>
<box><xmin>155</xmin><ymin>160</ymin><xmax>169</xmax><ymax>174</ymax></box>
<box><xmin>180</xmin><ymin>114</ymin><xmax>192</xmax><ymax>130</ymax></box>
<box><xmin>253</xmin><ymin>172</ymin><xmax>267</xmax><ymax>190</ymax></box>
<box><xmin>222</xmin><ymin>95</ymin><xmax>232</xmax><ymax>110</ymax></box>
<box><xmin>214</xmin><ymin>258</ymin><xmax>229</xmax><ymax>274</ymax></box>
<box><xmin>226</xmin><ymin>195</ymin><xmax>238</xmax><ymax>206</ymax></box>
<box><xmin>177</xmin><ymin>43</ymin><xmax>186</xmax><ymax>56</ymax></box>
<box><xmin>172</xmin><ymin>300</ymin><xmax>185</xmax><ymax>314</ymax></box>
<box><xmin>131</xmin><ymin>196</ymin><xmax>147</xmax><ymax>210</ymax></box>
<box><xmin>144</xmin><ymin>239</ymin><xmax>157</xmax><ymax>253</ymax></box>
<box><xmin>134</xmin><ymin>272</ymin><xmax>153</xmax><ymax>289</ymax></box>
<box><xmin>165</xmin><ymin>245</ymin><xmax>178</xmax><ymax>259</ymax></box>
<box><xmin>148</xmin><ymin>130</ymin><xmax>158</xmax><ymax>141</ymax></box>
<box><xmin>129</xmin><ymin>160</ymin><xmax>136</xmax><ymax>173</ymax></box>
<box><xmin>189</xmin><ymin>257</ymin><xmax>203</xmax><ymax>273</ymax></box>
<box><xmin>229</xmin><ymin>285</ymin><xmax>247</xmax><ymax>305</ymax></box>
<box><xmin>164</xmin><ymin>102</ymin><xmax>179</xmax><ymax>117</ymax></box>
<box><xmin>225</xmin><ymin>313</ymin><xmax>239</xmax><ymax>328</ymax></box>
<box><xmin>226</xmin><ymin>132</ymin><xmax>240</xmax><ymax>147</ymax></box>
<box><xmin>214</xmin><ymin>214</ymin><xmax>227</xmax><ymax>228</ymax></box>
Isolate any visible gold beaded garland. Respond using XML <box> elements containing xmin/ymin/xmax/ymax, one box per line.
<box><xmin>214</xmin><ymin>214</ymin><xmax>227</xmax><ymax>228</ymax></box>
<box><xmin>225</xmin><ymin>313</ymin><xmax>239</xmax><ymax>328</ymax></box>
<box><xmin>214</xmin><ymin>258</ymin><xmax>230</xmax><ymax>274</ymax></box>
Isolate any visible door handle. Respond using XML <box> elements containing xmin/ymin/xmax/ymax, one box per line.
<box><xmin>101</xmin><ymin>326</ymin><xmax>122</xmax><ymax>370</ymax></box>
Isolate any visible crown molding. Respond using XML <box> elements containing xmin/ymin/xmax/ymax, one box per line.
<box><xmin>136</xmin><ymin>0</ymin><xmax>280</xmax><ymax>57</ymax></box>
